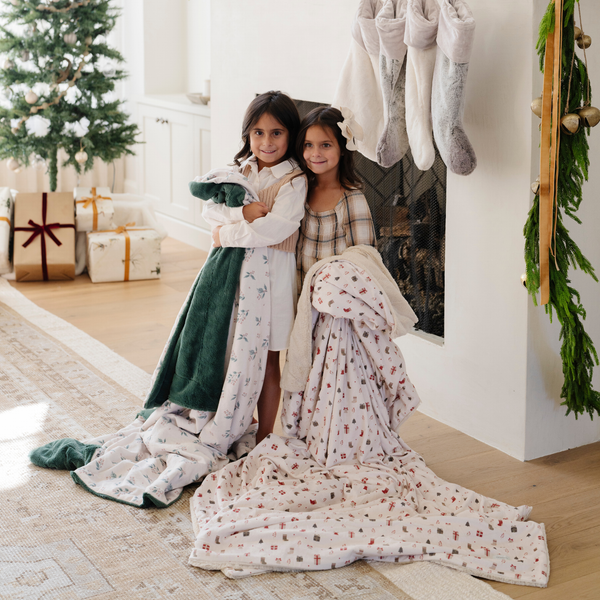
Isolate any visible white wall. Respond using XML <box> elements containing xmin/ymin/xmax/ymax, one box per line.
<box><xmin>210</xmin><ymin>0</ymin><xmax>600</xmax><ymax>460</ymax></box>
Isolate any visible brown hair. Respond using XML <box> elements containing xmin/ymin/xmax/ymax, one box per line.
<box><xmin>295</xmin><ymin>106</ymin><xmax>362</xmax><ymax>192</ymax></box>
<box><xmin>233</xmin><ymin>91</ymin><xmax>301</xmax><ymax>166</ymax></box>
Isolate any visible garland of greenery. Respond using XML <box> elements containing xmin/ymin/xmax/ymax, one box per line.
<box><xmin>524</xmin><ymin>0</ymin><xmax>600</xmax><ymax>418</ymax></box>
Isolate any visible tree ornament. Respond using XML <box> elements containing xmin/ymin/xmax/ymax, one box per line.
<box><xmin>560</xmin><ymin>113</ymin><xmax>581</xmax><ymax>135</ymax></box>
<box><xmin>63</xmin><ymin>32</ymin><xmax>77</xmax><ymax>44</ymax></box>
<box><xmin>531</xmin><ymin>96</ymin><xmax>543</xmax><ymax>117</ymax></box>
<box><xmin>85</xmin><ymin>36</ymin><xmax>92</xmax><ymax>45</ymax></box>
<box><xmin>520</xmin><ymin>273</ymin><xmax>527</xmax><ymax>287</ymax></box>
<box><xmin>25</xmin><ymin>89</ymin><xmax>38</xmax><ymax>104</ymax></box>
<box><xmin>578</xmin><ymin>105</ymin><xmax>600</xmax><ymax>127</ymax></box>
<box><xmin>21</xmin><ymin>50</ymin><xmax>29</xmax><ymax>61</ymax></box>
<box><xmin>3</xmin><ymin>58</ymin><xmax>15</xmax><ymax>69</ymax></box>
<box><xmin>577</xmin><ymin>34</ymin><xmax>592</xmax><ymax>49</ymax></box>
<box><xmin>10</xmin><ymin>0</ymin><xmax>19</xmax><ymax>5</ymax></box>
<box><xmin>574</xmin><ymin>26</ymin><xmax>582</xmax><ymax>41</ymax></box>
<box><xmin>531</xmin><ymin>177</ymin><xmax>540</xmax><ymax>195</ymax></box>
<box><xmin>7</xmin><ymin>158</ymin><xmax>19</xmax><ymax>171</ymax></box>
<box><xmin>75</xmin><ymin>149</ymin><xmax>88</xmax><ymax>164</ymax></box>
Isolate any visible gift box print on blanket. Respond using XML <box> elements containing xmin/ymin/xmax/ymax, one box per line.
<box><xmin>188</xmin><ymin>252</ymin><xmax>550</xmax><ymax>587</ymax></box>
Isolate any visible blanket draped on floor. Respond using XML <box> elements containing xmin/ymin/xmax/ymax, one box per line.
<box><xmin>188</xmin><ymin>252</ymin><xmax>550</xmax><ymax>588</ymax></box>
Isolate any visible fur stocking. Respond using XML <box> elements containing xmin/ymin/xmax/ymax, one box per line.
<box><xmin>333</xmin><ymin>0</ymin><xmax>384</xmax><ymax>163</ymax></box>
<box><xmin>376</xmin><ymin>0</ymin><xmax>409</xmax><ymax>168</ymax></box>
<box><xmin>404</xmin><ymin>0</ymin><xmax>439</xmax><ymax>172</ymax></box>
<box><xmin>432</xmin><ymin>0</ymin><xmax>477</xmax><ymax>175</ymax></box>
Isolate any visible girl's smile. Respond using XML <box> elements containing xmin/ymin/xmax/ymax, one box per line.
<box><xmin>249</xmin><ymin>113</ymin><xmax>289</xmax><ymax>171</ymax></box>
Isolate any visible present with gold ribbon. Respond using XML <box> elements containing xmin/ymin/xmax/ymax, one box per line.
<box><xmin>86</xmin><ymin>222</ymin><xmax>162</xmax><ymax>283</ymax></box>
<box><xmin>14</xmin><ymin>192</ymin><xmax>76</xmax><ymax>281</ymax></box>
<box><xmin>0</xmin><ymin>187</ymin><xmax>14</xmax><ymax>274</ymax></box>
<box><xmin>74</xmin><ymin>186</ymin><xmax>114</xmax><ymax>232</ymax></box>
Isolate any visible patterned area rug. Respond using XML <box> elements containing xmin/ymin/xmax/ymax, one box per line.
<box><xmin>0</xmin><ymin>278</ymin><xmax>511</xmax><ymax>600</ymax></box>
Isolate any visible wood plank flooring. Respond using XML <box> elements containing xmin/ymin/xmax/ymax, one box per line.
<box><xmin>9</xmin><ymin>237</ymin><xmax>600</xmax><ymax>599</ymax></box>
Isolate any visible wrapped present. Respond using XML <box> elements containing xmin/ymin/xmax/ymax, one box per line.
<box><xmin>86</xmin><ymin>222</ymin><xmax>162</xmax><ymax>283</ymax></box>
<box><xmin>14</xmin><ymin>192</ymin><xmax>76</xmax><ymax>281</ymax></box>
<box><xmin>74</xmin><ymin>186</ymin><xmax>114</xmax><ymax>232</ymax></box>
<box><xmin>0</xmin><ymin>187</ymin><xmax>14</xmax><ymax>275</ymax></box>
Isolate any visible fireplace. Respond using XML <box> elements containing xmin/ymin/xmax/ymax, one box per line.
<box><xmin>295</xmin><ymin>99</ymin><xmax>447</xmax><ymax>338</ymax></box>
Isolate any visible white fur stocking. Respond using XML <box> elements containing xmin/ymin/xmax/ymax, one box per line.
<box><xmin>404</xmin><ymin>0</ymin><xmax>439</xmax><ymax>172</ymax></box>
<box><xmin>376</xmin><ymin>0</ymin><xmax>409</xmax><ymax>168</ymax></box>
<box><xmin>432</xmin><ymin>0</ymin><xmax>477</xmax><ymax>175</ymax></box>
<box><xmin>333</xmin><ymin>0</ymin><xmax>384</xmax><ymax>163</ymax></box>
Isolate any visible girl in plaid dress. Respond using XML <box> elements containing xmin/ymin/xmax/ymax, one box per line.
<box><xmin>296</xmin><ymin>107</ymin><xmax>377</xmax><ymax>291</ymax></box>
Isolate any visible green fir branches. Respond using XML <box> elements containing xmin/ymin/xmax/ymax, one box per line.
<box><xmin>0</xmin><ymin>0</ymin><xmax>138</xmax><ymax>191</ymax></box>
<box><xmin>524</xmin><ymin>0</ymin><xmax>600</xmax><ymax>418</ymax></box>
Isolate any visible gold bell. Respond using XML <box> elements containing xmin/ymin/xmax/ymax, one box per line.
<box><xmin>574</xmin><ymin>26</ymin><xmax>582</xmax><ymax>41</ymax></box>
<box><xmin>577</xmin><ymin>34</ymin><xmax>592</xmax><ymax>49</ymax></box>
<box><xmin>531</xmin><ymin>96</ymin><xmax>543</xmax><ymax>118</ymax></box>
<box><xmin>560</xmin><ymin>113</ymin><xmax>581</xmax><ymax>135</ymax></box>
<box><xmin>578</xmin><ymin>106</ymin><xmax>600</xmax><ymax>128</ymax></box>
<box><xmin>531</xmin><ymin>177</ymin><xmax>540</xmax><ymax>195</ymax></box>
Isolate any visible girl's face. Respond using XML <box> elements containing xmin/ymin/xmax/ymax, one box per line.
<box><xmin>302</xmin><ymin>125</ymin><xmax>342</xmax><ymax>180</ymax></box>
<box><xmin>249</xmin><ymin>113</ymin><xmax>289</xmax><ymax>170</ymax></box>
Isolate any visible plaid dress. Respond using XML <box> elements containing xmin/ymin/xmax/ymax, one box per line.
<box><xmin>297</xmin><ymin>189</ymin><xmax>377</xmax><ymax>291</ymax></box>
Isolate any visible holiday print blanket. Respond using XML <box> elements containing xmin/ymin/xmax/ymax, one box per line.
<box><xmin>69</xmin><ymin>248</ymin><xmax>271</xmax><ymax>507</ymax></box>
<box><xmin>188</xmin><ymin>258</ymin><xmax>550</xmax><ymax>587</ymax></box>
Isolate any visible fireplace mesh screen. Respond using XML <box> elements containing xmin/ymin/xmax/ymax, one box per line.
<box><xmin>295</xmin><ymin>99</ymin><xmax>446</xmax><ymax>338</ymax></box>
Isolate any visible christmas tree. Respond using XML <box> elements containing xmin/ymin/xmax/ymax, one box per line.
<box><xmin>0</xmin><ymin>0</ymin><xmax>138</xmax><ymax>191</ymax></box>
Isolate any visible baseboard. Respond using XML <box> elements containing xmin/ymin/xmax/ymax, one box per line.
<box><xmin>155</xmin><ymin>212</ymin><xmax>212</xmax><ymax>252</ymax></box>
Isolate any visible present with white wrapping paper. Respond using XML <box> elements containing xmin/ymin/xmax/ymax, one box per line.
<box><xmin>74</xmin><ymin>186</ymin><xmax>114</xmax><ymax>232</ymax></box>
<box><xmin>0</xmin><ymin>187</ymin><xmax>14</xmax><ymax>274</ymax></box>
<box><xmin>86</xmin><ymin>222</ymin><xmax>162</xmax><ymax>283</ymax></box>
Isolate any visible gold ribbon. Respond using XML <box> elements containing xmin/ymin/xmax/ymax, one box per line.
<box><xmin>0</xmin><ymin>216</ymin><xmax>10</xmax><ymax>228</ymax></box>
<box><xmin>539</xmin><ymin>0</ymin><xmax>563</xmax><ymax>306</ymax></box>
<box><xmin>94</xmin><ymin>222</ymin><xmax>153</xmax><ymax>282</ymax></box>
<box><xmin>76</xmin><ymin>187</ymin><xmax>111</xmax><ymax>231</ymax></box>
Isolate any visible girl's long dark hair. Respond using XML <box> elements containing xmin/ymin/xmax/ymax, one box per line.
<box><xmin>296</xmin><ymin>106</ymin><xmax>362</xmax><ymax>192</ymax></box>
<box><xmin>233</xmin><ymin>91</ymin><xmax>300</xmax><ymax>166</ymax></box>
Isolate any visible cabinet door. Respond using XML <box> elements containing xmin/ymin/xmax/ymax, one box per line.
<box><xmin>140</xmin><ymin>105</ymin><xmax>171</xmax><ymax>214</ymax></box>
<box><xmin>193</xmin><ymin>115</ymin><xmax>212</xmax><ymax>230</ymax></box>
<box><xmin>139</xmin><ymin>104</ymin><xmax>196</xmax><ymax>223</ymax></box>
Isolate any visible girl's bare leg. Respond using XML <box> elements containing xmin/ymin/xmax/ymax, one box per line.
<box><xmin>256</xmin><ymin>350</ymin><xmax>281</xmax><ymax>444</ymax></box>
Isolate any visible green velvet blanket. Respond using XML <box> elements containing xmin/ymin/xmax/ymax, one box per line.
<box><xmin>144</xmin><ymin>181</ymin><xmax>248</xmax><ymax>412</ymax></box>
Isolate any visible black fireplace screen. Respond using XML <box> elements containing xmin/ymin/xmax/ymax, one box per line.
<box><xmin>294</xmin><ymin>99</ymin><xmax>446</xmax><ymax>338</ymax></box>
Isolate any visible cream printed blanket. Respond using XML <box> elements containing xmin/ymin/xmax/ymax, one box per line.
<box><xmin>71</xmin><ymin>247</ymin><xmax>270</xmax><ymax>507</ymax></box>
<box><xmin>188</xmin><ymin>257</ymin><xmax>550</xmax><ymax>587</ymax></box>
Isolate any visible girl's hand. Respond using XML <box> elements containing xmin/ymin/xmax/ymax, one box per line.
<box><xmin>243</xmin><ymin>202</ymin><xmax>270</xmax><ymax>223</ymax></box>
<box><xmin>212</xmin><ymin>226</ymin><xmax>222</xmax><ymax>247</ymax></box>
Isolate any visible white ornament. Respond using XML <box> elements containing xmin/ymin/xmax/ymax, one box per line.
<box><xmin>3</xmin><ymin>58</ymin><xmax>15</xmax><ymax>69</ymax></box>
<box><xmin>85</xmin><ymin>36</ymin><xmax>92</xmax><ymax>45</ymax></box>
<box><xmin>7</xmin><ymin>158</ymin><xmax>19</xmax><ymax>171</ymax></box>
<box><xmin>25</xmin><ymin>90</ymin><xmax>38</xmax><ymax>104</ymax></box>
<box><xmin>75</xmin><ymin>150</ymin><xmax>88</xmax><ymax>164</ymax></box>
<box><xmin>10</xmin><ymin>0</ymin><xmax>19</xmax><ymax>5</ymax></box>
<box><xmin>21</xmin><ymin>50</ymin><xmax>29</xmax><ymax>61</ymax></box>
<box><xmin>64</xmin><ymin>32</ymin><xmax>77</xmax><ymax>45</ymax></box>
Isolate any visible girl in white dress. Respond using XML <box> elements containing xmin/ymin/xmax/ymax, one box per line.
<box><xmin>203</xmin><ymin>91</ymin><xmax>306</xmax><ymax>443</ymax></box>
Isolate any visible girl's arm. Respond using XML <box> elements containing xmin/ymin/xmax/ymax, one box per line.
<box><xmin>343</xmin><ymin>192</ymin><xmax>377</xmax><ymax>248</ymax></box>
<box><xmin>218</xmin><ymin>177</ymin><xmax>306</xmax><ymax>248</ymax></box>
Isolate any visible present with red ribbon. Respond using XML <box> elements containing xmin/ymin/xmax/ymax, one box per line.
<box><xmin>86</xmin><ymin>222</ymin><xmax>161</xmax><ymax>283</ymax></box>
<box><xmin>74</xmin><ymin>186</ymin><xmax>114</xmax><ymax>232</ymax></box>
<box><xmin>14</xmin><ymin>192</ymin><xmax>76</xmax><ymax>281</ymax></box>
<box><xmin>0</xmin><ymin>187</ymin><xmax>13</xmax><ymax>275</ymax></box>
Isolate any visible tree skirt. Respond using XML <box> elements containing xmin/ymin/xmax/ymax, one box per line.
<box><xmin>189</xmin><ymin>260</ymin><xmax>549</xmax><ymax>587</ymax></box>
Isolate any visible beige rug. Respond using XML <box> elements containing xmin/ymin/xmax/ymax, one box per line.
<box><xmin>0</xmin><ymin>278</ymin><xmax>512</xmax><ymax>600</ymax></box>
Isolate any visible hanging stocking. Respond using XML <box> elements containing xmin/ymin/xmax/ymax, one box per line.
<box><xmin>404</xmin><ymin>0</ymin><xmax>439</xmax><ymax>171</ymax></box>
<box><xmin>333</xmin><ymin>0</ymin><xmax>384</xmax><ymax>163</ymax></box>
<box><xmin>376</xmin><ymin>0</ymin><xmax>409</xmax><ymax>168</ymax></box>
<box><xmin>432</xmin><ymin>0</ymin><xmax>477</xmax><ymax>175</ymax></box>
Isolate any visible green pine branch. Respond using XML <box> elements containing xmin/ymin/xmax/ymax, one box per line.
<box><xmin>525</xmin><ymin>0</ymin><xmax>600</xmax><ymax>418</ymax></box>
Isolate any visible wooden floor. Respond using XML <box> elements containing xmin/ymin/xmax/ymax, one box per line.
<box><xmin>9</xmin><ymin>237</ymin><xmax>600</xmax><ymax>599</ymax></box>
